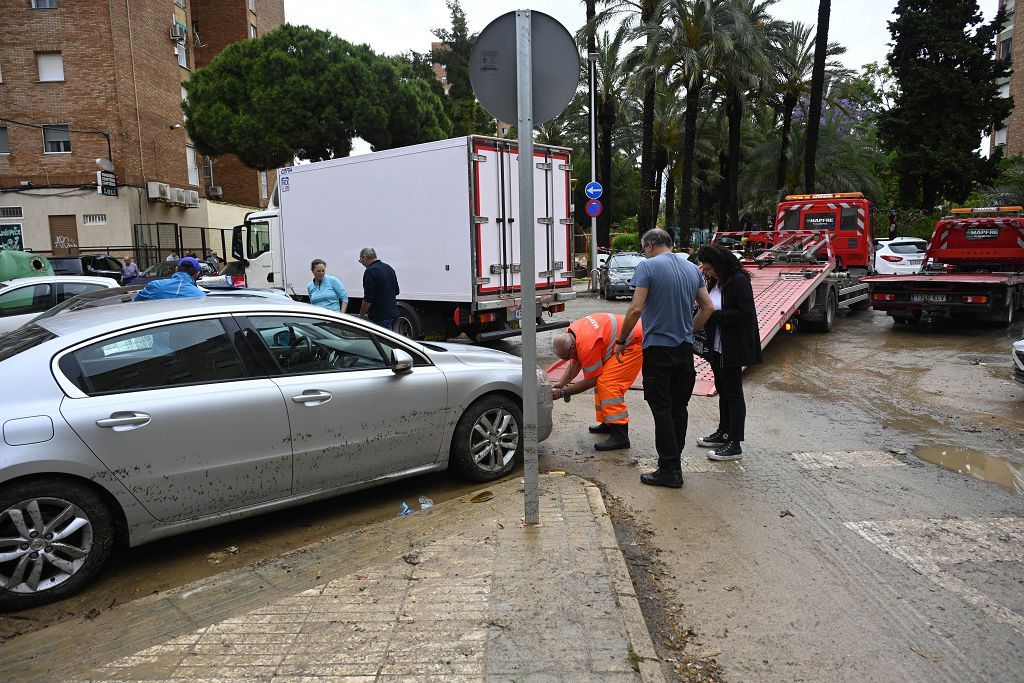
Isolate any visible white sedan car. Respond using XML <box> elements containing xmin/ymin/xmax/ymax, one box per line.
<box><xmin>0</xmin><ymin>276</ymin><xmax>120</xmax><ymax>334</ymax></box>
<box><xmin>874</xmin><ymin>237</ymin><xmax>929</xmax><ymax>275</ymax></box>
<box><xmin>1013</xmin><ymin>337</ymin><xmax>1024</xmax><ymax>386</ymax></box>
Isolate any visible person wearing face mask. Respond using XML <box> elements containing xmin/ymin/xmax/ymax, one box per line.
<box><xmin>694</xmin><ymin>244</ymin><xmax>762</xmax><ymax>461</ymax></box>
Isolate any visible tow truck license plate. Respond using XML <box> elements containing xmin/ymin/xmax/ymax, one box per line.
<box><xmin>912</xmin><ymin>293</ymin><xmax>946</xmax><ymax>303</ymax></box>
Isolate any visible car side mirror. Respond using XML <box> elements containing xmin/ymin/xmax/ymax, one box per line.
<box><xmin>392</xmin><ymin>349</ymin><xmax>414</xmax><ymax>374</ymax></box>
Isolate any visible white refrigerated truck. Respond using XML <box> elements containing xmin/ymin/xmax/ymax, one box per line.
<box><xmin>229</xmin><ymin>135</ymin><xmax>576</xmax><ymax>341</ymax></box>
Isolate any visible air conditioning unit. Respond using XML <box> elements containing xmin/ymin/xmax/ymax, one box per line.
<box><xmin>147</xmin><ymin>181</ymin><xmax>171</xmax><ymax>201</ymax></box>
<box><xmin>185</xmin><ymin>190</ymin><xmax>200</xmax><ymax>206</ymax></box>
<box><xmin>170</xmin><ymin>23</ymin><xmax>187</xmax><ymax>42</ymax></box>
<box><xmin>172</xmin><ymin>188</ymin><xmax>187</xmax><ymax>205</ymax></box>
<box><xmin>208</xmin><ymin>185</ymin><xmax>223</xmax><ymax>197</ymax></box>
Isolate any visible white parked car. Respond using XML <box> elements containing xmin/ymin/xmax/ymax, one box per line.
<box><xmin>0</xmin><ymin>276</ymin><xmax>120</xmax><ymax>334</ymax></box>
<box><xmin>1013</xmin><ymin>337</ymin><xmax>1024</xmax><ymax>386</ymax></box>
<box><xmin>874</xmin><ymin>237</ymin><xmax>929</xmax><ymax>275</ymax></box>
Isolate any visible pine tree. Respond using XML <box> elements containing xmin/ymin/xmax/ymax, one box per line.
<box><xmin>878</xmin><ymin>0</ymin><xmax>1011</xmax><ymax>210</ymax></box>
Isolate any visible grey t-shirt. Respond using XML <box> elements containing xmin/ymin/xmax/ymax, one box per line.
<box><xmin>630</xmin><ymin>252</ymin><xmax>704</xmax><ymax>348</ymax></box>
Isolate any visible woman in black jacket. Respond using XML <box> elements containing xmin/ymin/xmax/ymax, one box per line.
<box><xmin>694</xmin><ymin>244</ymin><xmax>762</xmax><ymax>460</ymax></box>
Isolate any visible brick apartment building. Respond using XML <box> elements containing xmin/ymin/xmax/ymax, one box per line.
<box><xmin>0</xmin><ymin>0</ymin><xmax>283</xmax><ymax>262</ymax></box>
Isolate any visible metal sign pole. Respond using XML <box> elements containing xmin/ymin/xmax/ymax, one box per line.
<box><xmin>589</xmin><ymin>52</ymin><xmax>598</xmax><ymax>288</ymax></box>
<box><xmin>516</xmin><ymin>10</ymin><xmax>539</xmax><ymax>525</ymax></box>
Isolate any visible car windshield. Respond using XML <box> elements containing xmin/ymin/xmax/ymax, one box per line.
<box><xmin>0</xmin><ymin>325</ymin><xmax>55</xmax><ymax>362</ymax></box>
<box><xmin>31</xmin><ymin>286</ymin><xmax>143</xmax><ymax>324</ymax></box>
<box><xmin>889</xmin><ymin>242</ymin><xmax>927</xmax><ymax>255</ymax></box>
<box><xmin>610</xmin><ymin>254</ymin><xmax>643</xmax><ymax>269</ymax></box>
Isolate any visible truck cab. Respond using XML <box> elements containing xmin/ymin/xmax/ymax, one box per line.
<box><xmin>775</xmin><ymin>192</ymin><xmax>875</xmax><ymax>273</ymax></box>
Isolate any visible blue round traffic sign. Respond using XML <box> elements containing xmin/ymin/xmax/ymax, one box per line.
<box><xmin>584</xmin><ymin>199</ymin><xmax>603</xmax><ymax>218</ymax></box>
<box><xmin>584</xmin><ymin>181</ymin><xmax>603</xmax><ymax>200</ymax></box>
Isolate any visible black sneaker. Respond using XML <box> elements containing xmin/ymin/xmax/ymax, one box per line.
<box><xmin>640</xmin><ymin>469</ymin><xmax>684</xmax><ymax>488</ymax></box>
<box><xmin>696</xmin><ymin>431</ymin><xmax>728</xmax><ymax>448</ymax></box>
<box><xmin>707</xmin><ymin>441</ymin><xmax>743</xmax><ymax>461</ymax></box>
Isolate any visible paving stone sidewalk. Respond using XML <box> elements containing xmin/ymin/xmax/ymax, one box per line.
<box><xmin>2</xmin><ymin>474</ymin><xmax>665</xmax><ymax>682</ymax></box>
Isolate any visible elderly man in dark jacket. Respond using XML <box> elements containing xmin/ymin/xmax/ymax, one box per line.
<box><xmin>694</xmin><ymin>244</ymin><xmax>762</xmax><ymax>461</ymax></box>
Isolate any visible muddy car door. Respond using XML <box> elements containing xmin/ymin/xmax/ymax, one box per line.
<box><xmin>57</xmin><ymin>317</ymin><xmax>293</xmax><ymax>522</ymax></box>
<box><xmin>240</xmin><ymin>314</ymin><xmax>448</xmax><ymax>492</ymax></box>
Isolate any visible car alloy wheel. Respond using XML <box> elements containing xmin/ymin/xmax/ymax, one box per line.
<box><xmin>0</xmin><ymin>479</ymin><xmax>114</xmax><ymax>610</ymax></box>
<box><xmin>450</xmin><ymin>395</ymin><xmax>523</xmax><ymax>482</ymax></box>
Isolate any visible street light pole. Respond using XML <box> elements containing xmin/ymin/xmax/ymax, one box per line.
<box><xmin>589</xmin><ymin>51</ymin><xmax>598</xmax><ymax>288</ymax></box>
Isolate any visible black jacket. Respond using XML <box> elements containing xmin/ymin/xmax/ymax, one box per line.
<box><xmin>707</xmin><ymin>272</ymin><xmax>762</xmax><ymax>368</ymax></box>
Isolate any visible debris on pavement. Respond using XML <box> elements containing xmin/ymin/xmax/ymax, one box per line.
<box><xmin>398</xmin><ymin>502</ymin><xmax>413</xmax><ymax>516</ymax></box>
<box><xmin>779</xmin><ymin>509</ymin><xmax>794</xmax><ymax>518</ymax></box>
<box><xmin>888</xmin><ymin>447</ymin><xmax>909</xmax><ymax>456</ymax></box>
<box><xmin>418</xmin><ymin>496</ymin><xmax>434</xmax><ymax>509</ymax></box>
<box><xmin>401</xmin><ymin>552</ymin><xmax>421</xmax><ymax>565</ymax></box>
<box><xmin>469</xmin><ymin>490</ymin><xmax>494</xmax><ymax>503</ymax></box>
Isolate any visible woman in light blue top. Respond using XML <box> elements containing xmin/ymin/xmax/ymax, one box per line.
<box><xmin>307</xmin><ymin>259</ymin><xmax>349</xmax><ymax>313</ymax></box>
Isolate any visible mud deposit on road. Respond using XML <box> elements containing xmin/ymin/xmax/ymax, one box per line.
<box><xmin>602</xmin><ymin>487</ymin><xmax>724</xmax><ymax>682</ymax></box>
<box><xmin>0</xmin><ymin>472</ymin><xmax>490</xmax><ymax>642</ymax></box>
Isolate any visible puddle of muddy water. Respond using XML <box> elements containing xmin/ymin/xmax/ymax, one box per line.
<box><xmin>914</xmin><ymin>445</ymin><xmax>1024</xmax><ymax>494</ymax></box>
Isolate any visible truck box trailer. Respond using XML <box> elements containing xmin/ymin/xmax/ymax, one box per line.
<box><xmin>865</xmin><ymin>206</ymin><xmax>1024</xmax><ymax>326</ymax></box>
<box><xmin>230</xmin><ymin>136</ymin><xmax>576</xmax><ymax>341</ymax></box>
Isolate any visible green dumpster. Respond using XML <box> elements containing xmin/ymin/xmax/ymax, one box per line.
<box><xmin>0</xmin><ymin>251</ymin><xmax>54</xmax><ymax>281</ymax></box>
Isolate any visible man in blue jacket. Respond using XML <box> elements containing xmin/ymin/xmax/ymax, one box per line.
<box><xmin>133</xmin><ymin>257</ymin><xmax>206</xmax><ymax>301</ymax></box>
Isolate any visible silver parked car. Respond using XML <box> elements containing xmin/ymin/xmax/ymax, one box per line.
<box><xmin>0</xmin><ymin>297</ymin><xmax>552</xmax><ymax>610</ymax></box>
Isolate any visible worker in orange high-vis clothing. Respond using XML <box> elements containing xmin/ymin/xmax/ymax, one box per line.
<box><xmin>551</xmin><ymin>312</ymin><xmax>643</xmax><ymax>451</ymax></box>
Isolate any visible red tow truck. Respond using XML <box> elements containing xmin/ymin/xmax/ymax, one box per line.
<box><xmin>865</xmin><ymin>206</ymin><xmax>1024</xmax><ymax>326</ymax></box>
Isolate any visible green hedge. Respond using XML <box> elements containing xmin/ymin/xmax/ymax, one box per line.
<box><xmin>612</xmin><ymin>233</ymin><xmax>641</xmax><ymax>252</ymax></box>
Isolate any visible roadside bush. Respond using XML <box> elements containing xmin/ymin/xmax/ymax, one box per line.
<box><xmin>612</xmin><ymin>233</ymin><xmax>641</xmax><ymax>252</ymax></box>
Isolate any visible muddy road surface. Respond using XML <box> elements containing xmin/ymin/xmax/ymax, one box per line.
<box><xmin>4</xmin><ymin>287</ymin><xmax>1022</xmax><ymax>682</ymax></box>
<box><xmin>535</xmin><ymin>292</ymin><xmax>1024</xmax><ymax>681</ymax></box>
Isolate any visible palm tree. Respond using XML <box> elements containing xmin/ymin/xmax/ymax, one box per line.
<box><xmin>803</xmin><ymin>0</ymin><xmax>832</xmax><ymax>192</ymax></box>
<box><xmin>770</xmin><ymin>23</ymin><xmax>847</xmax><ymax>195</ymax></box>
<box><xmin>596</xmin><ymin>0</ymin><xmax>666</xmax><ymax>234</ymax></box>
<box><xmin>652</xmin><ymin>76</ymin><xmax>685</xmax><ymax>226</ymax></box>
<box><xmin>715</xmin><ymin>0</ymin><xmax>779</xmax><ymax>228</ymax></box>
<box><xmin>593</xmin><ymin>26</ymin><xmax>633</xmax><ymax>246</ymax></box>
<box><xmin>638</xmin><ymin>0</ymin><xmax>740</xmax><ymax>239</ymax></box>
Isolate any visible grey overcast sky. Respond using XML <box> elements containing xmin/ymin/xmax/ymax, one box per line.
<box><xmin>282</xmin><ymin>1</ymin><xmax>997</xmax><ymax>73</ymax></box>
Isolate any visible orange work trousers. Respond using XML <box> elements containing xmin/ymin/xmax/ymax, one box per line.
<box><xmin>593</xmin><ymin>345</ymin><xmax>643</xmax><ymax>425</ymax></box>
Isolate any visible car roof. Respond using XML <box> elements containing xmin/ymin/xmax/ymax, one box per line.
<box><xmin>36</xmin><ymin>296</ymin><xmax>321</xmax><ymax>338</ymax></box>
<box><xmin>0</xmin><ymin>275</ymin><xmax>119</xmax><ymax>289</ymax></box>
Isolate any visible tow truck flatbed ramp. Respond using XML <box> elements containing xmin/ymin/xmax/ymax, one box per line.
<box><xmin>546</xmin><ymin>233</ymin><xmax>836</xmax><ymax>397</ymax></box>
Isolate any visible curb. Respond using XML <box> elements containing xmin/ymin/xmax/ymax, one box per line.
<box><xmin>584</xmin><ymin>481</ymin><xmax>668</xmax><ymax>683</ymax></box>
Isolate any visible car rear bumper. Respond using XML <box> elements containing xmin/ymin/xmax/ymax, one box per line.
<box><xmin>605</xmin><ymin>283</ymin><xmax>635</xmax><ymax>296</ymax></box>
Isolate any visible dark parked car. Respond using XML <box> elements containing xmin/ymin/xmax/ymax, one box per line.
<box><xmin>47</xmin><ymin>255</ymin><xmax>123</xmax><ymax>282</ymax></box>
<box><xmin>128</xmin><ymin>259</ymin><xmax>217</xmax><ymax>285</ymax></box>
<box><xmin>599</xmin><ymin>251</ymin><xmax>644</xmax><ymax>300</ymax></box>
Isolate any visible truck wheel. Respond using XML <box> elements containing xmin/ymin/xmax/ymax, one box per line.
<box><xmin>449</xmin><ymin>395</ymin><xmax>523</xmax><ymax>482</ymax></box>
<box><xmin>394</xmin><ymin>303</ymin><xmax>422</xmax><ymax>339</ymax></box>
<box><xmin>0</xmin><ymin>478</ymin><xmax>115</xmax><ymax>611</ymax></box>
<box><xmin>805</xmin><ymin>289</ymin><xmax>837</xmax><ymax>333</ymax></box>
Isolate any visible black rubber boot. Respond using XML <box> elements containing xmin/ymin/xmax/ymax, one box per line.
<box><xmin>588</xmin><ymin>423</ymin><xmax>612</xmax><ymax>434</ymax></box>
<box><xmin>594</xmin><ymin>424</ymin><xmax>630</xmax><ymax>451</ymax></box>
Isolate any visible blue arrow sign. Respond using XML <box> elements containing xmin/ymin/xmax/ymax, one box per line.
<box><xmin>584</xmin><ymin>199</ymin><xmax>604</xmax><ymax>218</ymax></box>
<box><xmin>584</xmin><ymin>181</ymin><xmax>603</xmax><ymax>200</ymax></box>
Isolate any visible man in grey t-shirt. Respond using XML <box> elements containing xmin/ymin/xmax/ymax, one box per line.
<box><xmin>616</xmin><ymin>229</ymin><xmax>713</xmax><ymax>488</ymax></box>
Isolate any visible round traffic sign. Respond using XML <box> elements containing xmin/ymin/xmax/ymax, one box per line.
<box><xmin>469</xmin><ymin>11</ymin><xmax>580</xmax><ymax>125</ymax></box>
<box><xmin>584</xmin><ymin>199</ymin><xmax>603</xmax><ymax>218</ymax></box>
<box><xmin>584</xmin><ymin>181</ymin><xmax>603</xmax><ymax>200</ymax></box>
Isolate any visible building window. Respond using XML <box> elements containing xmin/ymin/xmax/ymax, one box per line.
<box><xmin>173</xmin><ymin>0</ymin><xmax>185</xmax><ymax>6</ymax></box>
<box><xmin>32</xmin><ymin>0</ymin><xmax>59</xmax><ymax>7</ymax></box>
<box><xmin>260</xmin><ymin>171</ymin><xmax>268</xmax><ymax>199</ymax></box>
<box><xmin>36</xmin><ymin>52</ymin><xmax>65</xmax><ymax>82</ymax></box>
<box><xmin>203</xmin><ymin>157</ymin><xmax>214</xmax><ymax>183</ymax></box>
<box><xmin>175</xmin><ymin>42</ymin><xmax>188</xmax><ymax>69</ymax></box>
<box><xmin>42</xmin><ymin>124</ymin><xmax>71</xmax><ymax>153</ymax></box>
<box><xmin>0</xmin><ymin>127</ymin><xmax>9</xmax><ymax>155</ymax></box>
<box><xmin>186</xmin><ymin>145</ymin><xmax>199</xmax><ymax>186</ymax></box>
<box><xmin>0</xmin><ymin>207</ymin><xmax>23</xmax><ymax>219</ymax></box>
<box><xmin>83</xmin><ymin>214</ymin><xmax>107</xmax><ymax>225</ymax></box>
<box><xmin>181</xmin><ymin>85</ymin><xmax>188</xmax><ymax>122</ymax></box>
<box><xmin>249</xmin><ymin>0</ymin><xmax>256</xmax><ymax>12</ymax></box>
<box><xmin>250</xmin><ymin>24</ymin><xmax>257</xmax><ymax>39</ymax></box>
<box><xmin>1000</xmin><ymin>38</ymin><xmax>1013</xmax><ymax>60</ymax></box>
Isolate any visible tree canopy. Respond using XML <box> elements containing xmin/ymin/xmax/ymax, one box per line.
<box><xmin>182</xmin><ymin>24</ymin><xmax>451</xmax><ymax>170</ymax></box>
<box><xmin>877</xmin><ymin>0</ymin><xmax>1011</xmax><ymax>210</ymax></box>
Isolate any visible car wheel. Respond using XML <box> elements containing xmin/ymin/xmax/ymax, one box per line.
<box><xmin>394</xmin><ymin>303</ymin><xmax>421</xmax><ymax>339</ymax></box>
<box><xmin>450</xmin><ymin>395</ymin><xmax>523</xmax><ymax>482</ymax></box>
<box><xmin>0</xmin><ymin>478</ymin><xmax>115</xmax><ymax>611</ymax></box>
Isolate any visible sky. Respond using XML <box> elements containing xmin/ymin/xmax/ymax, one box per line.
<box><xmin>282</xmin><ymin>1</ymin><xmax>997</xmax><ymax>72</ymax></box>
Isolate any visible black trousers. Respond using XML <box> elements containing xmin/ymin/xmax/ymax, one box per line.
<box><xmin>711</xmin><ymin>361</ymin><xmax>746</xmax><ymax>442</ymax></box>
<box><xmin>641</xmin><ymin>343</ymin><xmax>696</xmax><ymax>475</ymax></box>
